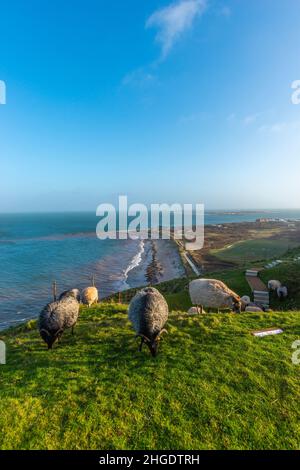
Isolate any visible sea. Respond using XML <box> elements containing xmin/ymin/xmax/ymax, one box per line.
<box><xmin>1</xmin><ymin>209</ymin><xmax>300</xmax><ymax>330</ymax></box>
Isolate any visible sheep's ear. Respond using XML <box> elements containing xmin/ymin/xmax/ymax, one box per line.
<box><xmin>55</xmin><ymin>328</ymin><xmax>64</xmax><ymax>338</ymax></box>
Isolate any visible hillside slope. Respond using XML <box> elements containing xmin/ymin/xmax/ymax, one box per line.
<box><xmin>0</xmin><ymin>303</ymin><xmax>299</xmax><ymax>450</ymax></box>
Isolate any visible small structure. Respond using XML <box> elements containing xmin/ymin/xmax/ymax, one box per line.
<box><xmin>245</xmin><ymin>268</ymin><xmax>270</xmax><ymax>308</ymax></box>
<box><xmin>252</xmin><ymin>328</ymin><xmax>283</xmax><ymax>337</ymax></box>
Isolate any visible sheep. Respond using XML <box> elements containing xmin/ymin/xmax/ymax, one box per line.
<box><xmin>241</xmin><ymin>295</ymin><xmax>251</xmax><ymax>307</ymax></box>
<box><xmin>277</xmin><ymin>286</ymin><xmax>288</xmax><ymax>299</ymax></box>
<box><xmin>189</xmin><ymin>278</ymin><xmax>242</xmax><ymax>313</ymax></box>
<box><xmin>59</xmin><ymin>288</ymin><xmax>81</xmax><ymax>302</ymax></box>
<box><xmin>81</xmin><ymin>286</ymin><xmax>98</xmax><ymax>307</ymax></box>
<box><xmin>128</xmin><ymin>287</ymin><xmax>169</xmax><ymax>357</ymax></box>
<box><xmin>245</xmin><ymin>305</ymin><xmax>263</xmax><ymax>313</ymax></box>
<box><xmin>268</xmin><ymin>280</ymin><xmax>281</xmax><ymax>291</ymax></box>
<box><xmin>38</xmin><ymin>297</ymin><xmax>79</xmax><ymax>349</ymax></box>
<box><xmin>187</xmin><ymin>306</ymin><xmax>205</xmax><ymax>315</ymax></box>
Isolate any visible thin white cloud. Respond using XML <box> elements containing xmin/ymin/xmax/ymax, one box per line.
<box><xmin>122</xmin><ymin>68</ymin><xmax>157</xmax><ymax>88</ymax></box>
<box><xmin>259</xmin><ymin>121</ymin><xmax>300</xmax><ymax>134</ymax></box>
<box><xmin>146</xmin><ymin>0</ymin><xmax>208</xmax><ymax>59</ymax></box>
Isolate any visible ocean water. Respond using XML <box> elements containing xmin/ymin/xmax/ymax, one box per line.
<box><xmin>0</xmin><ymin>209</ymin><xmax>300</xmax><ymax>330</ymax></box>
<box><xmin>0</xmin><ymin>213</ymin><xmax>147</xmax><ymax>329</ymax></box>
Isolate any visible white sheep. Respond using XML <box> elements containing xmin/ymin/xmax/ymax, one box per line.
<box><xmin>268</xmin><ymin>280</ymin><xmax>281</xmax><ymax>291</ymax></box>
<box><xmin>241</xmin><ymin>295</ymin><xmax>251</xmax><ymax>307</ymax></box>
<box><xmin>189</xmin><ymin>278</ymin><xmax>242</xmax><ymax>313</ymax></box>
<box><xmin>245</xmin><ymin>305</ymin><xmax>263</xmax><ymax>313</ymax></box>
<box><xmin>81</xmin><ymin>287</ymin><xmax>99</xmax><ymax>307</ymax></box>
<box><xmin>277</xmin><ymin>286</ymin><xmax>288</xmax><ymax>299</ymax></box>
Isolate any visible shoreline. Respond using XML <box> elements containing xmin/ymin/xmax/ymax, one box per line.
<box><xmin>1</xmin><ymin>217</ymin><xmax>300</xmax><ymax>331</ymax></box>
<box><xmin>125</xmin><ymin>238</ymin><xmax>186</xmax><ymax>292</ymax></box>
<box><xmin>0</xmin><ymin>237</ymin><xmax>186</xmax><ymax>332</ymax></box>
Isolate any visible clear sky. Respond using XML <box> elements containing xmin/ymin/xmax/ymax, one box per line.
<box><xmin>0</xmin><ymin>0</ymin><xmax>300</xmax><ymax>212</ymax></box>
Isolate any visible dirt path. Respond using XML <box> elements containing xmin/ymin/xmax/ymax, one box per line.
<box><xmin>246</xmin><ymin>276</ymin><xmax>268</xmax><ymax>292</ymax></box>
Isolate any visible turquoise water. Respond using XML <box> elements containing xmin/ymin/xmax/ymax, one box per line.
<box><xmin>0</xmin><ymin>210</ymin><xmax>300</xmax><ymax>329</ymax></box>
<box><xmin>0</xmin><ymin>213</ymin><xmax>144</xmax><ymax>329</ymax></box>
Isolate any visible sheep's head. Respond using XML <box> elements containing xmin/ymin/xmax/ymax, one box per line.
<box><xmin>136</xmin><ymin>329</ymin><xmax>168</xmax><ymax>357</ymax></box>
<box><xmin>40</xmin><ymin>328</ymin><xmax>63</xmax><ymax>349</ymax></box>
<box><xmin>232</xmin><ymin>299</ymin><xmax>242</xmax><ymax>313</ymax></box>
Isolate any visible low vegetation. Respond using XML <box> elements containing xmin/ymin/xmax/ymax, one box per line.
<box><xmin>211</xmin><ymin>238</ymin><xmax>298</xmax><ymax>265</ymax></box>
<box><xmin>0</xmin><ymin>262</ymin><xmax>299</xmax><ymax>450</ymax></box>
<box><xmin>0</xmin><ymin>301</ymin><xmax>299</xmax><ymax>450</ymax></box>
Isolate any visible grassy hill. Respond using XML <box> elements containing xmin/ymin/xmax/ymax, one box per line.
<box><xmin>111</xmin><ymin>260</ymin><xmax>300</xmax><ymax>312</ymax></box>
<box><xmin>0</xmin><ymin>301</ymin><xmax>300</xmax><ymax>450</ymax></box>
<box><xmin>211</xmin><ymin>238</ymin><xmax>297</xmax><ymax>265</ymax></box>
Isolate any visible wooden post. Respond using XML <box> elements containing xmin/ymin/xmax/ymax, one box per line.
<box><xmin>92</xmin><ymin>275</ymin><xmax>95</xmax><ymax>287</ymax></box>
<box><xmin>119</xmin><ymin>292</ymin><xmax>121</xmax><ymax>304</ymax></box>
<box><xmin>52</xmin><ymin>280</ymin><xmax>57</xmax><ymax>301</ymax></box>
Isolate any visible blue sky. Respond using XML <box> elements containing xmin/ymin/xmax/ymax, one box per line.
<box><xmin>0</xmin><ymin>0</ymin><xmax>300</xmax><ymax>212</ymax></box>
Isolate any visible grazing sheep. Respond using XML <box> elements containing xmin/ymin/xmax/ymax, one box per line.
<box><xmin>241</xmin><ymin>295</ymin><xmax>251</xmax><ymax>307</ymax></box>
<box><xmin>81</xmin><ymin>287</ymin><xmax>98</xmax><ymax>307</ymax></box>
<box><xmin>128</xmin><ymin>287</ymin><xmax>168</xmax><ymax>357</ymax></box>
<box><xmin>38</xmin><ymin>297</ymin><xmax>79</xmax><ymax>349</ymax></box>
<box><xmin>245</xmin><ymin>305</ymin><xmax>263</xmax><ymax>313</ymax></box>
<box><xmin>268</xmin><ymin>280</ymin><xmax>282</xmax><ymax>291</ymax></box>
<box><xmin>277</xmin><ymin>286</ymin><xmax>288</xmax><ymax>299</ymax></box>
<box><xmin>59</xmin><ymin>288</ymin><xmax>81</xmax><ymax>302</ymax></box>
<box><xmin>189</xmin><ymin>278</ymin><xmax>242</xmax><ymax>313</ymax></box>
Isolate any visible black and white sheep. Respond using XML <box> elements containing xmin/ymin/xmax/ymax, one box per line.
<box><xmin>128</xmin><ymin>287</ymin><xmax>169</xmax><ymax>357</ymax></box>
<box><xmin>277</xmin><ymin>286</ymin><xmax>288</xmax><ymax>299</ymax></box>
<box><xmin>189</xmin><ymin>278</ymin><xmax>242</xmax><ymax>313</ymax></box>
<box><xmin>38</xmin><ymin>297</ymin><xmax>79</xmax><ymax>349</ymax></box>
<box><xmin>59</xmin><ymin>288</ymin><xmax>81</xmax><ymax>302</ymax></box>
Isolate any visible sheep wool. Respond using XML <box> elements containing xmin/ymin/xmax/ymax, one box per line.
<box><xmin>277</xmin><ymin>286</ymin><xmax>288</xmax><ymax>299</ymax></box>
<box><xmin>268</xmin><ymin>280</ymin><xmax>282</xmax><ymax>291</ymax></box>
<box><xmin>81</xmin><ymin>287</ymin><xmax>98</xmax><ymax>307</ymax></box>
<box><xmin>189</xmin><ymin>278</ymin><xmax>241</xmax><ymax>311</ymax></box>
<box><xmin>59</xmin><ymin>288</ymin><xmax>81</xmax><ymax>302</ymax></box>
<box><xmin>39</xmin><ymin>297</ymin><xmax>79</xmax><ymax>349</ymax></box>
<box><xmin>128</xmin><ymin>287</ymin><xmax>168</xmax><ymax>356</ymax></box>
<box><xmin>245</xmin><ymin>306</ymin><xmax>263</xmax><ymax>313</ymax></box>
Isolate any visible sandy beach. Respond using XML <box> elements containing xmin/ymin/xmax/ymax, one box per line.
<box><xmin>126</xmin><ymin>239</ymin><xmax>186</xmax><ymax>289</ymax></box>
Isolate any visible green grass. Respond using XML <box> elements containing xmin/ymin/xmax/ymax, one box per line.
<box><xmin>211</xmin><ymin>239</ymin><xmax>298</xmax><ymax>265</ymax></box>
<box><xmin>261</xmin><ymin>262</ymin><xmax>300</xmax><ymax>311</ymax></box>
<box><xmin>0</xmin><ymin>303</ymin><xmax>300</xmax><ymax>450</ymax></box>
<box><xmin>110</xmin><ymin>269</ymin><xmax>251</xmax><ymax>313</ymax></box>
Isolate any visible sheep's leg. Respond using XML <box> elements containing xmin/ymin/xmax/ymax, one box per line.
<box><xmin>139</xmin><ymin>338</ymin><xmax>144</xmax><ymax>352</ymax></box>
